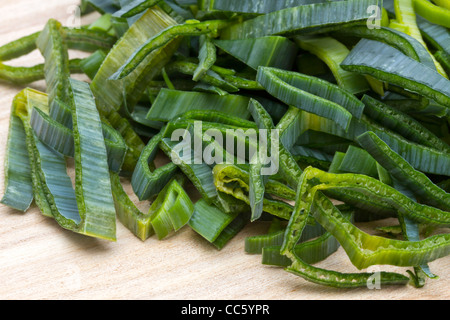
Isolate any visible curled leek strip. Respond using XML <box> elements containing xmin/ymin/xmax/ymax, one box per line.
<box><xmin>193</xmin><ymin>35</ymin><xmax>217</xmax><ymax>81</ymax></box>
<box><xmin>357</xmin><ymin>131</ymin><xmax>450</xmax><ymax>212</ymax></box>
<box><xmin>257</xmin><ymin>67</ymin><xmax>365</xmax><ymax>131</ymax></box>
<box><xmin>131</xmin><ymin>132</ymin><xmax>179</xmax><ymax>200</ymax></box>
<box><xmin>70</xmin><ymin>78</ymin><xmax>117</xmax><ymax>241</ymax></box>
<box><xmin>110</xmin><ymin>19</ymin><xmax>230</xmax><ymax>80</ymax></box>
<box><xmin>413</xmin><ymin>0</ymin><xmax>450</xmax><ymax>28</ymax></box>
<box><xmin>298</xmin><ymin>167</ymin><xmax>450</xmax><ymax>227</ymax></box>
<box><xmin>113</xmin><ymin>0</ymin><xmax>164</xmax><ymax>19</ymax></box>
<box><xmin>280</xmin><ymin>174</ymin><xmax>410</xmax><ymax>288</ymax></box>
<box><xmin>148</xmin><ymin>178</ymin><xmax>194</xmax><ymax>240</ymax></box>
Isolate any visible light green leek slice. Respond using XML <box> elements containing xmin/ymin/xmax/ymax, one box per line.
<box><xmin>0</xmin><ymin>113</ymin><xmax>34</xmax><ymax>212</ymax></box>
<box><xmin>213</xmin><ymin>36</ymin><xmax>298</xmax><ymax>71</ymax></box>
<box><xmin>211</xmin><ymin>0</ymin><xmax>329</xmax><ymax>14</ymax></box>
<box><xmin>146</xmin><ymin>88</ymin><xmax>251</xmax><ymax>122</ymax></box>
<box><xmin>257</xmin><ymin>67</ymin><xmax>365</xmax><ymax>131</ymax></box>
<box><xmin>114</xmin><ymin>0</ymin><xmax>163</xmax><ymax>18</ymax></box>
<box><xmin>220</xmin><ymin>0</ymin><xmax>382</xmax><ymax>40</ymax></box>
<box><xmin>131</xmin><ymin>132</ymin><xmax>179</xmax><ymax>200</ymax></box>
<box><xmin>294</xmin><ymin>35</ymin><xmax>369</xmax><ymax>94</ymax></box>
<box><xmin>417</xmin><ymin>16</ymin><xmax>450</xmax><ymax>55</ymax></box>
<box><xmin>341</xmin><ymin>39</ymin><xmax>450</xmax><ymax>109</ymax></box>
<box><xmin>148</xmin><ymin>178</ymin><xmax>194</xmax><ymax>240</ymax></box>
<box><xmin>70</xmin><ymin>78</ymin><xmax>117</xmax><ymax>241</ymax></box>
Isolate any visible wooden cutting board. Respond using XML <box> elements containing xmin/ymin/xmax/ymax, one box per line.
<box><xmin>0</xmin><ymin>0</ymin><xmax>448</xmax><ymax>300</ymax></box>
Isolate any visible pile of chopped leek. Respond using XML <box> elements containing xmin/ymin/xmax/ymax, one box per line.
<box><xmin>1</xmin><ymin>0</ymin><xmax>450</xmax><ymax>289</ymax></box>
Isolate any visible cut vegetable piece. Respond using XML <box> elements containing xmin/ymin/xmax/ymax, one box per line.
<box><xmin>212</xmin><ymin>213</ymin><xmax>248</xmax><ymax>250</ymax></box>
<box><xmin>111</xmin><ymin>19</ymin><xmax>230</xmax><ymax>80</ymax></box>
<box><xmin>294</xmin><ymin>35</ymin><xmax>369</xmax><ymax>94</ymax></box>
<box><xmin>0</xmin><ymin>31</ymin><xmax>40</xmax><ymax>61</ymax></box>
<box><xmin>193</xmin><ymin>35</ymin><xmax>217</xmax><ymax>81</ymax></box>
<box><xmin>213</xmin><ymin>36</ymin><xmax>298</xmax><ymax>71</ymax></box>
<box><xmin>148</xmin><ymin>178</ymin><xmax>194</xmax><ymax>240</ymax></box>
<box><xmin>80</xmin><ymin>50</ymin><xmax>108</xmax><ymax>80</ymax></box>
<box><xmin>114</xmin><ymin>0</ymin><xmax>163</xmax><ymax>18</ymax></box>
<box><xmin>220</xmin><ymin>0</ymin><xmax>381</xmax><ymax>40</ymax></box>
<box><xmin>413</xmin><ymin>0</ymin><xmax>450</xmax><ymax>28</ymax></box>
<box><xmin>257</xmin><ymin>67</ymin><xmax>365</xmax><ymax>131</ymax></box>
<box><xmin>131</xmin><ymin>133</ymin><xmax>179</xmax><ymax>200</ymax></box>
<box><xmin>341</xmin><ymin>39</ymin><xmax>450</xmax><ymax>108</ymax></box>
<box><xmin>338</xmin><ymin>145</ymin><xmax>378</xmax><ymax>178</ymax></box>
<box><xmin>146</xmin><ymin>89</ymin><xmax>251</xmax><ymax>122</ymax></box>
<box><xmin>189</xmin><ymin>199</ymin><xmax>239</xmax><ymax>243</ymax></box>
<box><xmin>64</xmin><ymin>27</ymin><xmax>117</xmax><ymax>52</ymax></box>
<box><xmin>70</xmin><ymin>78</ymin><xmax>117</xmax><ymax>241</ymax></box>
<box><xmin>211</xmin><ymin>0</ymin><xmax>329</xmax><ymax>13</ymax></box>
<box><xmin>310</xmin><ymin>192</ymin><xmax>450</xmax><ymax>269</ymax></box>
<box><xmin>357</xmin><ymin>131</ymin><xmax>450</xmax><ymax>211</ymax></box>
<box><xmin>0</xmin><ymin>113</ymin><xmax>34</xmax><ymax>212</ymax></box>
<box><xmin>30</xmin><ymin>107</ymin><xmax>128</xmax><ymax>173</ymax></box>
<box><xmin>36</xmin><ymin>19</ymin><xmax>72</xmax><ymax>116</ymax></box>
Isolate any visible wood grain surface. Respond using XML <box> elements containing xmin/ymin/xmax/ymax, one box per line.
<box><xmin>0</xmin><ymin>0</ymin><xmax>448</xmax><ymax>300</ymax></box>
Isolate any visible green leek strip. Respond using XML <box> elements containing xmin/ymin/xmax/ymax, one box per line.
<box><xmin>148</xmin><ymin>178</ymin><xmax>194</xmax><ymax>240</ymax></box>
<box><xmin>188</xmin><ymin>199</ymin><xmax>240</xmax><ymax>243</ymax></box>
<box><xmin>0</xmin><ymin>113</ymin><xmax>34</xmax><ymax>212</ymax></box>
<box><xmin>193</xmin><ymin>35</ymin><xmax>217</xmax><ymax>81</ymax></box>
<box><xmin>63</xmin><ymin>27</ymin><xmax>117</xmax><ymax>52</ymax></box>
<box><xmin>131</xmin><ymin>133</ymin><xmax>179</xmax><ymax>200</ymax></box>
<box><xmin>70</xmin><ymin>78</ymin><xmax>117</xmax><ymax>241</ymax></box>
<box><xmin>0</xmin><ymin>31</ymin><xmax>40</xmax><ymax>61</ymax></box>
<box><xmin>280</xmin><ymin>172</ymin><xmax>409</xmax><ymax>288</ymax></box>
<box><xmin>362</xmin><ymin>95</ymin><xmax>450</xmax><ymax>152</ymax></box>
<box><xmin>417</xmin><ymin>16</ymin><xmax>450</xmax><ymax>55</ymax></box>
<box><xmin>333</xmin><ymin>25</ymin><xmax>436</xmax><ymax>70</ymax></box>
<box><xmin>110</xmin><ymin>19</ymin><xmax>230</xmax><ymax>80</ymax></box>
<box><xmin>432</xmin><ymin>0</ymin><xmax>450</xmax><ymax>10</ymax></box>
<box><xmin>340</xmin><ymin>39</ymin><xmax>450</xmax><ymax>109</ymax></box>
<box><xmin>30</xmin><ymin>107</ymin><xmax>128</xmax><ymax>173</ymax></box>
<box><xmin>300</xmin><ymin>110</ymin><xmax>450</xmax><ymax>176</ymax></box>
<box><xmin>0</xmin><ymin>27</ymin><xmax>115</xmax><ymax>63</ymax></box>
<box><xmin>165</xmin><ymin>61</ymin><xmax>239</xmax><ymax>92</ymax></box>
<box><xmin>220</xmin><ymin>0</ymin><xmax>381</xmax><ymax>40</ymax></box>
<box><xmin>338</xmin><ymin>145</ymin><xmax>379</xmax><ymax>178</ymax></box>
<box><xmin>79</xmin><ymin>50</ymin><xmax>108</xmax><ymax>80</ymax></box>
<box><xmin>12</xmin><ymin>89</ymin><xmax>53</xmax><ymax>218</ymax></box>
<box><xmin>435</xmin><ymin>51</ymin><xmax>450</xmax><ymax>77</ymax></box>
<box><xmin>180</xmin><ymin>110</ymin><xmax>258</xmax><ymax>129</ymax></box>
<box><xmin>311</xmin><ymin>191</ymin><xmax>450</xmax><ymax>269</ymax></box>
<box><xmin>291</xmin><ymin>145</ymin><xmax>332</xmax><ymax>171</ymax></box>
<box><xmin>300</xmin><ymin>166</ymin><xmax>450</xmax><ymax>227</ymax></box>
<box><xmin>36</xmin><ymin>19</ymin><xmax>72</xmax><ymax>115</ymax></box>
<box><xmin>357</xmin><ymin>131</ymin><xmax>450</xmax><ymax>211</ymax></box>
<box><xmin>413</xmin><ymin>0</ymin><xmax>450</xmax><ymax>28</ymax></box>
<box><xmin>390</xmin><ymin>0</ymin><xmax>447</xmax><ymax>77</ymax></box>
<box><xmin>262</xmin><ymin>231</ymin><xmax>340</xmax><ymax>267</ymax></box>
<box><xmin>0</xmin><ymin>59</ymin><xmax>83</xmax><ymax>86</ymax></box>
<box><xmin>245</xmin><ymin>230</ymin><xmax>286</xmax><ymax>254</ymax></box>
<box><xmin>211</xmin><ymin>0</ymin><xmax>329</xmax><ymax>14</ymax></box>
<box><xmin>294</xmin><ymin>35</ymin><xmax>369</xmax><ymax>94</ymax></box>
<box><xmin>257</xmin><ymin>67</ymin><xmax>365</xmax><ymax>131</ymax></box>
<box><xmin>213</xmin><ymin>36</ymin><xmax>298</xmax><ymax>71</ymax></box>
<box><xmin>88</xmin><ymin>0</ymin><xmax>120</xmax><ymax>13</ymax></box>
<box><xmin>146</xmin><ymin>88</ymin><xmax>251</xmax><ymax>122</ymax></box>
<box><xmin>114</xmin><ymin>0</ymin><xmax>163</xmax><ymax>18</ymax></box>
